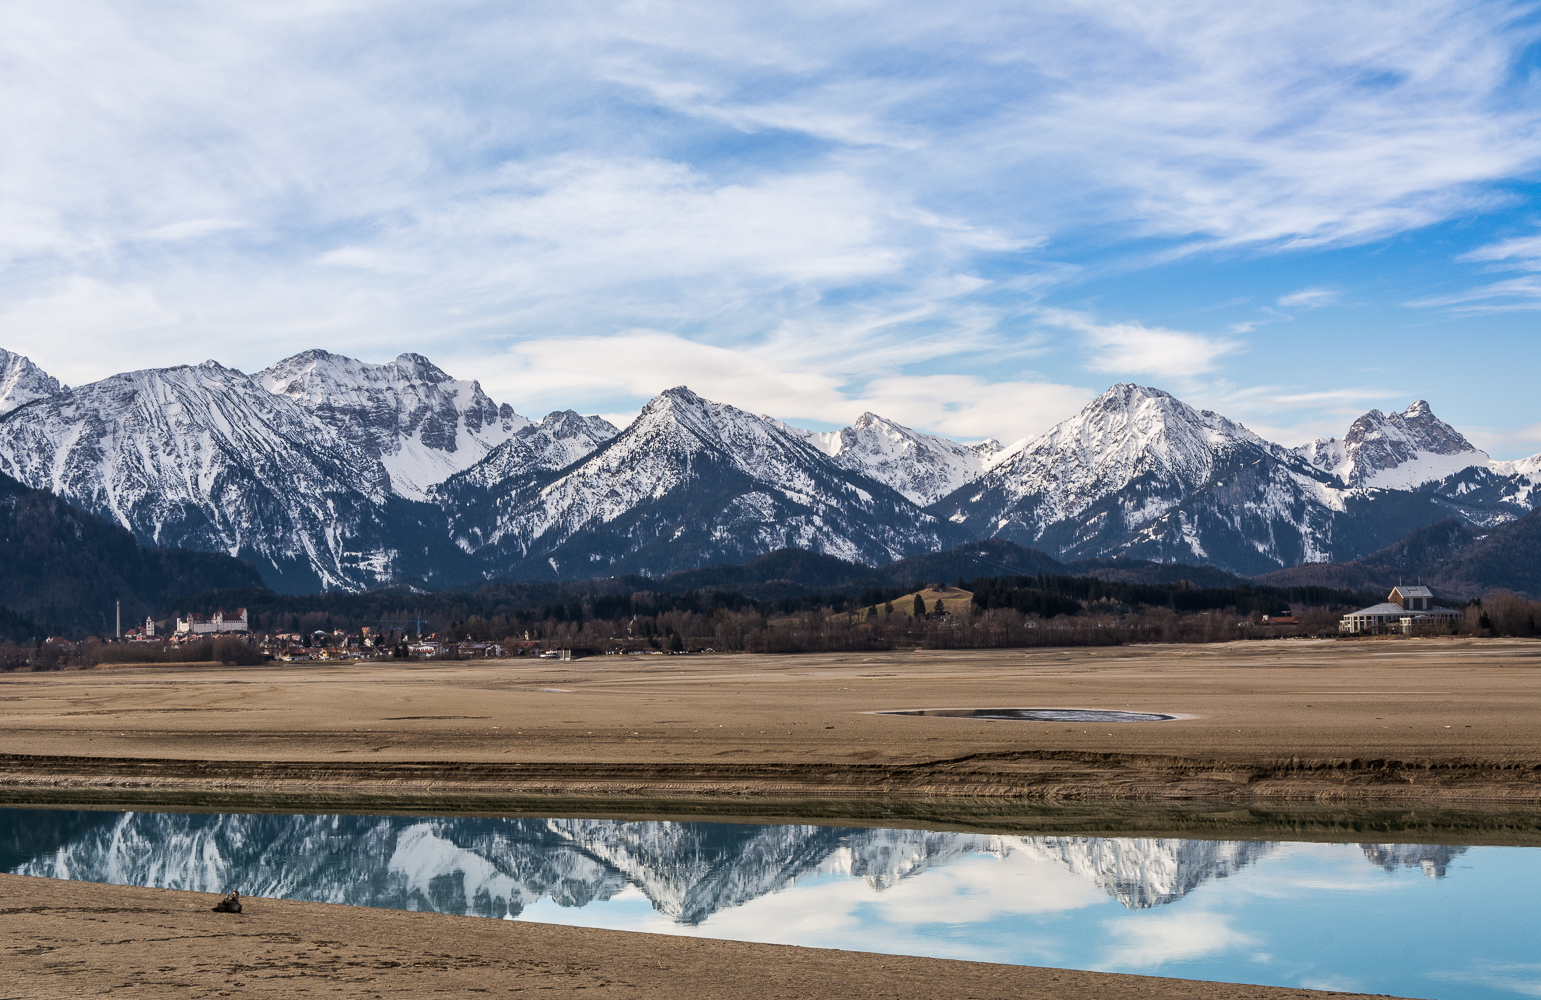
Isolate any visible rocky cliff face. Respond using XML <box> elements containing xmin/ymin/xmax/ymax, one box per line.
<box><xmin>1297</xmin><ymin>401</ymin><xmax>1488</xmax><ymax>489</ymax></box>
<box><xmin>0</xmin><ymin>349</ymin><xmax>65</xmax><ymax>414</ymax></box>
<box><xmin>258</xmin><ymin>350</ymin><xmax>530</xmax><ymax>501</ymax></box>
<box><xmin>0</xmin><ymin>361</ymin><xmax>401</xmax><ymax>591</ymax></box>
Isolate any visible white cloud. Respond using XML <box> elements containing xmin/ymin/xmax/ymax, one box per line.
<box><xmin>1</xmin><ymin>0</ymin><xmax>1540</xmax><ymax>440</ymax></box>
<box><xmin>141</xmin><ymin>219</ymin><xmax>248</xmax><ymax>243</ymax></box>
<box><xmin>1037</xmin><ymin>308</ymin><xmax>1240</xmax><ymax>380</ymax></box>
<box><xmin>1408</xmin><ymin>276</ymin><xmax>1541</xmax><ymax>312</ymax></box>
<box><xmin>1458</xmin><ymin>234</ymin><xmax>1541</xmax><ymax>267</ymax></box>
<box><xmin>1428</xmin><ymin>963</ymin><xmax>1541</xmax><ymax>999</ymax></box>
<box><xmin>495</xmin><ymin>329</ymin><xmax>1090</xmax><ymax>445</ymax></box>
<box><xmin>1277</xmin><ymin>287</ymin><xmax>1337</xmax><ymax>309</ymax></box>
<box><xmin>1418</xmin><ymin>228</ymin><xmax>1541</xmax><ymax>311</ymax></box>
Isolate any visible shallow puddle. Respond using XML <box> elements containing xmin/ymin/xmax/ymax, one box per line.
<box><xmin>3</xmin><ymin>808</ymin><xmax>1537</xmax><ymax>999</ymax></box>
<box><xmin>879</xmin><ymin>707</ymin><xmax>1176</xmax><ymax>721</ymax></box>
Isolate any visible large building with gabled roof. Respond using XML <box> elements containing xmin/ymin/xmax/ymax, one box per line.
<box><xmin>1339</xmin><ymin>586</ymin><xmax>1462</xmax><ymax>635</ymax></box>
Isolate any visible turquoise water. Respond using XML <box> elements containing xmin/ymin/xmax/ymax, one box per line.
<box><xmin>2</xmin><ymin>809</ymin><xmax>1535</xmax><ymax>999</ymax></box>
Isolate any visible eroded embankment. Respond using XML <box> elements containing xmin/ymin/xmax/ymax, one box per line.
<box><xmin>3</xmin><ymin>748</ymin><xmax>1539</xmax><ymax>815</ymax></box>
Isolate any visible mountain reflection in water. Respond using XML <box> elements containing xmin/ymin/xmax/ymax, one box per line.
<box><xmin>0</xmin><ymin>811</ymin><xmax>1464</xmax><ymax>923</ymax></box>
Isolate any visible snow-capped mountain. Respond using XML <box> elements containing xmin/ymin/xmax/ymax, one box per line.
<box><xmin>1297</xmin><ymin>401</ymin><xmax>1488</xmax><ymax>490</ymax></box>
<box><xmin>442</xmin><ymin>386</ymin><xmax>946</xmax><ymax>579</ymax></box>
<box><xmin>0</xmin><ymin>348</ymin><xmax>65</xmax><ymax>413</ymax></box>
<box><xmin>782</xmin><ymin>411</ymin><xmax>999</xmax><ymax>506</ymax></box>
<box><xmin>0</xmin><ymin>360</ymin><xmax>406</xmax><ymax>591</ymax></box>
<box><xmin>948</xmin><ymin>384</ymin><xmax>1290</xmax><ymax>531</ymax></box>
<box><xmin>933</xmin><ymin>384</ymin><xmax>1339</xmax><ymax>572</ymax></box>
<box><xmin>931</xmin><ymin>385</ymin><xmax>1541</xmax><ymax>575</ymax></box>
<box><xmin>437</xmin><ymin>410</ymin><xmax>619</xmax><ymax>492</ymax></box>
<box><xmin>258</xmin><ymin>350</ymin><xmax>529</xmax><ymax>501</ymax></box>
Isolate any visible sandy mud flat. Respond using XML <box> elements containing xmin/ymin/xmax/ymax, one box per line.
<box><xmin>1</xmin><ymin>639</ymin><xmax>1538</xmax><ymax>814</ymax></box>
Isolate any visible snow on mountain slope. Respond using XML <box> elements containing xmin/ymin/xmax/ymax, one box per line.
<box><xmin>942</xmin><ymin>383</ymin><xmax>1298</xmax><ymax>538</ymax></box>
<box><xmin>441</xmin><ymin>410</ymin><xmax>618</xmax><ymax>491</ymax></box>
<box><xmin>926</xmin><ymin>384</ymin><xmax>1416</xmax><ymax>574</ymax></box>
<box><xmin>1296</xmin><ymin>401</ymin><xmax>1488</xmax><ymax>489</ymax></box>
<box><xmin>980</xmin><ymin>384</ymin><xmax>1287</xmax><ymax>525</ymax></box>
<box><xmin>0</xmin><ymin>348</ymin><xmax>65</xmax><ymax>413</ymax></box>
<box><xmin>0</xmin><ymin>361</ymin><xmax>397</xmax><ymax>591</ymax></box>
<box><xmin>447</xmin><ymin>386</ymin><xmax>944</xmax><ymax>578</ymax></box>
<box><xmin>1491</xmin><ymin>453</ymin><xmax>1541</xmax><ymax>477</ymax></box>
<box><xmin>259</xmin><ymin>350</ymin><xmax>528</xmax><ymax>501</ymax></box>
<box><xmin>779</xmin><ymin>411</ymin><xmax>987</xmax><ymax>505</ymax></box>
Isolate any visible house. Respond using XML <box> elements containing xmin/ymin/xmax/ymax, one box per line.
<box><xmin>176</xmin><ymin>608</ymin><xmax>249</xmax><ymax>635</ymax></box>
<box><xmin>1340</xmin><ymin>586</ymin><xmax>1462</xmax><ymax>635</ymax></box>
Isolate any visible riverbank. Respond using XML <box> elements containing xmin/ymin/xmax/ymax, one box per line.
<box><xmin>2</xmin><ymin>640</ymin><xmax>1538</xmax><ymax>814</ymax></box>
<box><xmin>0</xmin><ymin>873</ymin><xmax>1412</xmax><ymax>999</ymax></box>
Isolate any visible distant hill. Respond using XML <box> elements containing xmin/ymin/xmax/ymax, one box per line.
<box><xmin>1426</xmin><ymin>508</ymin><xmax>1541</xmax><ymax>598</ymax></box>
<box><xmin>636</xmin><ymin>540</ymin><xmax>1244</xmax><ymax>597</ymax></box>
<box><xmin>0</xmin><ymin>471</ymin><xmax>265</xmax><ymax>636</ymax></box>
<box><xmin>1254</xmin><ymin>513</ymin><xmax>1541</xmax><ymax>600</ymax></box>
<box><xmin>1061</xmin><ymin>557</ymin><xmax>1244</xmax><ymax>589</ymax></box>
<box><xmin>874</xmin><ymin>538</ymin><xmax>1065</xmax><ymax>588</ymax></box>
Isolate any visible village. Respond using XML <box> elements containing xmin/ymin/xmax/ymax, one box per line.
<box><xmin>18</xmin><ymin>584</ymin><xmax>1499</xmax><ymax>671</ymax></box>
<box><xmin>29</xmin><ymin>603</ymin><xmax>713</xmax><ymax>666</ymax></box>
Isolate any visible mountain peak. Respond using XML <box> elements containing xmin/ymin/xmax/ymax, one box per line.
<box><xmin>256</xmin><ymin>349</ymin><xmax>528</xmax><ymax>501</ymax></box>
<box><xmin>656</xmin><ymin>385</ymin><xmax>705</xmax><ymax>405</ymax></box>
<box><xmin>1300</xmin><ymin>400</ymin><xmax>1483</xmax><ymax>489</ymax></box>
<box><xmin>392</xmin><ymin>352</ymin><xmax>452</xmax><ymax>382</ymax></box>
<box><xmin>1094</xmin><ymin>383</ymin><xmax>1173</xmax><ymax>408</ymax></box>
<box><xmin>0</xmin><ymin>349</ymin><xmax>66</xmax><ymax>414</ymax></box>
<box><xmin>952</xmin><ymin>382</ymin><xmax>1276</xmax><ymax>550</ymax></box>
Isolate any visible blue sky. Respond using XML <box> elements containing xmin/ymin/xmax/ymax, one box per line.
<box><xmin>3</xmin><ymin>1</ymin><xmax>1541</xmax><ymax>453</ymax></box>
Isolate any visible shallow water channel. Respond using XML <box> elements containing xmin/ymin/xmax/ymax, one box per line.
<box><xmin>2</xmin><ymin>808</ymin><xmax>1536</xmax><ymax>999</ymax></box>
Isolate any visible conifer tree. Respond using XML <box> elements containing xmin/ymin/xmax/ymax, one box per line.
<box><xmin>913</xmin><ymin>594</ymin><xmax>925</xmax><ymax>618</ymax></box>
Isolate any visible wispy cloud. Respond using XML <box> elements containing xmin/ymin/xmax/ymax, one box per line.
<box><xmin>1418</xmin><ymin>228</ymin><xmax>1541</xmax><ymax>311</ymax></box>
<box><xmin>500</xmin><ymin>328</ymin><xmax>1090</xmax><ymax>444</ymax></box>
<box><xmin>1408</xmin><ymin>276</ymin><xmax>1541</xmax><ymax>312</ymax></box>
<box><xmin>1</xmin><ymin>1</ymin><xmax>1540</xmax><ymax>442</ymax></box>
<box><xmin>1458</xmin><ymin>233</ymin><xmax>1541</xmax><ymax>267</ymax></box>
<box><xmin>1277</xmin><ymin>287</ymin><xmax>1337</xmax><ymax>309</ymax></box>
<box><xmin>1037</xmin><ymin>308</ymin><xmax>1240</xmax><ymax>380</ymax></box>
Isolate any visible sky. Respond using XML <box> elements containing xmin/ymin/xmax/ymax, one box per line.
<box><xmin>3</xmin><ymin>1</ymin><xmax>1541</xmax><ymax>454</ymax></box>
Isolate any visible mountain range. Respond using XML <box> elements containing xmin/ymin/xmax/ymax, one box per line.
<box><xmin>1</xmin><ymin>346</ymin><xmax>1535</xmax><ymax>593</ymax></box>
